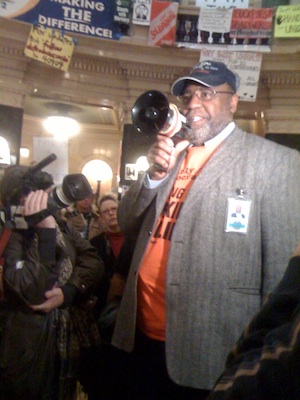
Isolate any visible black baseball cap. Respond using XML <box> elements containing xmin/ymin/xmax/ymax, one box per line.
<box><xmin>171</xmin><ymin>60</ymin><xmax>238</xmax><ymax>96</ymax></box>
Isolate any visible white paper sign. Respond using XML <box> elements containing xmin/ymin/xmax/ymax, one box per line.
<box><xmin>0</xmin><ymin>0</ymin><xmax>40</xmax><ymax>18</ymax></box>
<box><xmin>200</xmin><ymin>48</ymin><xmax>262</xmax><ymax>102</ymax></box>
<box><xmin>132</xmin><ymin>0</ymin><xmax>152</xmax><ymax>26</ymax></box>
<box><xmin>33</xmin><ymin>137</ymin><xmax>68</xmax><ymax>184</ymax></box>
<box><xmin>196</xmin><ymin>0</ymin><xmax>248</xmax><ymax>8</ymax></box>
<box><xmin>198</xmin><ymin>8</ymin><xmax>233</xmax><ymax>34</ymax></box>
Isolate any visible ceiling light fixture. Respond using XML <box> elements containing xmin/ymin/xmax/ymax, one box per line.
<box><xmin>20</xmin><ymin>147</ymin><xmax>30</xmax><ymax>158</ymax></box>
<box><xmin>43</xmin><ymin>116</ymin><xmax>80</xmax><ymax>141</ymax></box>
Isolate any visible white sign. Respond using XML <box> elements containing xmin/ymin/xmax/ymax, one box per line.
<box><xmin>200</xmin><ymin>48</ymin><xmax>262</xmax><ymax>102</ymax></box>
<box><xmin>33</xmin><ymin>137</ymin><xmax>68</xmax><ymax>184</ymax></box>
<box><xmin>0</xmin><ymin>0</ymin><xmax>40</xmax><ymax>18</ymax></box>
<box><xmin>132</xmin><ymin>0</ymin><xmax>152</xmax><ymax>26</ymax></box>
<box><xmin>196</xmin><ymin>0</ymin><xmax>248</xmax><ymax>8</ymax></box>
<box><xmin>125</xmin><ymin>163</ymin><xmax>138</xmax><ymax>181</ymax></box>
<box><xmin>198</xmin><ymin>8</ymin><xmax>233</xmax><ymax>34</ymax></box>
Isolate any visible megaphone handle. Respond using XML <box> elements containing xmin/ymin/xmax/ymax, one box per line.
<box><xmin>172</xmin><ymin>133</ymin><xmax>185</xmax><ymax>146</ymax></box>
<box><xmin>160</xmin><ymin>103</ymin><xmax>183</xmax><ymax>138</ymax></box>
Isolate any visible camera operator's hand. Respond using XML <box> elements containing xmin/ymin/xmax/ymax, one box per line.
<box><xmin>147</xmin><ymin>134</ymin><xmax>189</xmax><ymax>180</ymax></box>
<box><xmin>31</xmin><ymin>285</ymin><xmax>64</xmax><ymax>313</ymax></box>
<box><xmin>24</xmin><ymin>190</ymin><xmax>56</xmax><ymax>228</ymax></box>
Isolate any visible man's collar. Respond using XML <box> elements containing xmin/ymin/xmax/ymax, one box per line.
<box><xmin>204</xmin><ymin>122</ymin><xmax>235</xmax><ymax>147</ymax></box>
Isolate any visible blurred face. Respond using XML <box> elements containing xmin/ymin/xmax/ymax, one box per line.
<box><xmin>99</xmin><ymin>199</ymin><xmax>119</xmax><ymax>232</ymax></box>
<box><xmin>180</xmin><ymin>83</ymin><xmax>239</xmax><ymax>146</ymax></box>
<box><xmin>75</xmin><ymin>196</ymin><xmax>93</xmax><ymax>213</ymax></box>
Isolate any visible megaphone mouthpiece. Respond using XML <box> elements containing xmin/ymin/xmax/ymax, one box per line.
<box><xmin>159</xmin><ymin>103</ymin><xmax>185</xmax><ymax>138</ymax></box>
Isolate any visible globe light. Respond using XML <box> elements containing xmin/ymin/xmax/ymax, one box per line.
<box><xmin>43</xmin><ymin>116</ymin><xmax>80</xmax><ymax>141</ymax></box>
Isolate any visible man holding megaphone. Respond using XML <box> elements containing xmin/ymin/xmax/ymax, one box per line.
<box><xmin>112</xmin><ymin>61</ymin><xmax>300</xmax><ymax>399</ymax></box>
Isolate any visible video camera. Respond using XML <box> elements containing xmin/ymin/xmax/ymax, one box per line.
<box><xmin>0</xmin><ymin>153</ymin><xmax>93</xmax><ymax>225</ymax></box>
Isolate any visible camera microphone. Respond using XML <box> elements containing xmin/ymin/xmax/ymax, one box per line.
<box><xmin>23</xmin><ymin>153</ymin><xmax>57</xmax><ymax>178</ymax></box>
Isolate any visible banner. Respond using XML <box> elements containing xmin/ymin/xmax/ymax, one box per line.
<box><xmin>0</xmin><ymin>0</ymin><xmax>121</xmax><ymax>41</ymax></box>
<box><xmin>274</xmin><ymin>5</ymin><xmax>300</xmax><ymax>38</ymax></box>
<box><xmin>148</xmin><ymin>0</ymin><xmax>178</xmax><ymax>46</ymax></box>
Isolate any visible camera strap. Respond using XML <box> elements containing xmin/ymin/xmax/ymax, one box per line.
<box><xmin>0</xmin><ymin>227</ymin><xmax>12</xmax><ymax>301</ymax></box>
<box><xmin>24</xmin><ymin>209</ymin><xmax>51</xmax><ymax>226</ymax></box>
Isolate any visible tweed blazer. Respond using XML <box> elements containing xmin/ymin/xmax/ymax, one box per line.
<box><xmin>112</xmin><ymin>127</ymin><xmax>300</xmax><ymax>390</ymax></box>
<box><xmin>210</xmin><ymin>255</ymin><xmax>300</xmax><ymax>400</ymax></box>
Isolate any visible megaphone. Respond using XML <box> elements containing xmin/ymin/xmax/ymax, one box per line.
<box><xmin>131</xmin><ymin>91</ymin><xmax>186</xmax><ymax>140</ymax></box>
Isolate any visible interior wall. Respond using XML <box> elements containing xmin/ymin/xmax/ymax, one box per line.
<box><xmin>0</xmin><ymin>13</ymin><xmax>300</xmax><ymax>190</ymax></box>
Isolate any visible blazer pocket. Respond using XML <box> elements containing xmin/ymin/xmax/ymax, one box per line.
<box><xmin>227</xmin><ymin>286</ymin><xmax>260</xmax><ymax>296</ymax></box>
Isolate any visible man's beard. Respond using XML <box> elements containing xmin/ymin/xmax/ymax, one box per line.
<box><xmin>184</xmin><ymin>112</ymin><xmax>232</xmax><ymax>146</ymax></box>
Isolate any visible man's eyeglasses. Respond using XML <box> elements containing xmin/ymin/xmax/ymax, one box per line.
<box><xmin>101</xmin><ymin>207</ymin><xmax>117</xmax><ymax>216</ymax></box>
<box><xmin>178</xmin><ymin>89</ymin><xmax>235</xmax><ymax>106</ymax></box>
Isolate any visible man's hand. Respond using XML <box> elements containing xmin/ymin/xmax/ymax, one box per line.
<box><xmin>147</xmin><ymin>134</ymin><xmax>189</xmax><ymax>180</ymax></box>
<box><xmin>31</xmin><ymin>286</ymin><xmax>64</xmax><ymax>313</ymax></box>
<box><xmin>294</xmin><ymin>240</ymin><xmax>300</xmax><ymax>257</ymax></box>
<box><xmin>24</xmin><ymin>190</ymin><xmax>56</xmax><ymax>228</ymax></box>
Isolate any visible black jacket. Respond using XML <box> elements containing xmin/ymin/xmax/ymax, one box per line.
<box><xmin>1</xmin><ymin>221</ymin><xmax>104</xmax><ymax>400</ymax></box>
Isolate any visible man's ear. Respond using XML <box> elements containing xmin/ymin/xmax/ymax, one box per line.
<box><xmin>230</xmin><ymin>93</ymin><xmax>239</xmax><ymax>114</ymax></box>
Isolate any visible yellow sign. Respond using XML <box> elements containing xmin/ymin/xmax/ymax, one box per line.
<box><xmin>24</xmin><ymin>24</ymin><xmax>75</xmax><ymax>71</ymax></box>
<box><xmin>274</xmin><ymin>5</ymin><xmax>300</xmax><ymax>38</ymax></box>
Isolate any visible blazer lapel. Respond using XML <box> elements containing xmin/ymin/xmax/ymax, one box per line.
<box><xmin>189</xmin><ymin>127</ymin><xmax>246</xmax><ymax>196</ymax></box>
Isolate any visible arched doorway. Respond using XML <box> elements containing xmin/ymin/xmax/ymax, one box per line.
<box><xmin>82</xmin><ymin>159</ymin><xmax>114</xmax><ymax>201</ymax></box>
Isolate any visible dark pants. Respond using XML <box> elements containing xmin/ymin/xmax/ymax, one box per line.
<box><xmin>132</xmin><ymin>330</ymin><xmax>211</xmax><ymax>400</ymax></box>
<box><xmin>80</xmin><ymin>344</ymin><xmax>134</xmax><ymax>400</ymax></box>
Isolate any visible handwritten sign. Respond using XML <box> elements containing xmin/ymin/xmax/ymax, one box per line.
<box><xmin>0</xmin><ymin>0</ymin><xmax>39</xmax><ymax>18</ymax></box>
<box><xmin>274</xmin><ymin>5</ymin><xmax>300</xmax><ymax>38</ymax></box>
<box><xmin>200</xmin><ymin>48</ymin><xmax>262</xmax><ymax>102</ymax></box>
<box><xmin>196</xmin><ymin>0</ymin><xmax>248</xmax><ymax>8</ymax></box>
<box><xmin>24</xmin><ymin>24</ymin><xmax>74</xmax><ymax>71</ymax></box>
<box><xmin>199</xmin><ymin>8</ymin><xmax>233</xmax><ymax>34</ymax></box>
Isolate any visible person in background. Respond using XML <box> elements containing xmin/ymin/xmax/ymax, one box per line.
<box><xmin>90</xmin><ymin>194</ymin><xmax>125</xmax><ymax>315</ymax></box>
<box><xmin>0</xmin><ymin>167</ymin><xmax>104</xmax><ymax>400</ymax></box>
<box><xmin>209</xmin><ymin>239</ymin><xmax>300</xmax><ymax>400</ymax></box>
<box><xmin>111</xmin><ymin>60</ymin><xmax>300</xmax><ymax>399</ymax></box>
<box><xmin>64</xmin><ymin>193</ymin><xmax>104</xmax><ymax>240</ymax></box>
<box><xmin>84</xmin><ymin>195</ymin><xmax>133</xmax><ymax>400</ymax></box>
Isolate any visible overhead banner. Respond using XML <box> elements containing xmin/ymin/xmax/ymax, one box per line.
<box><xmin>0</xmin><ymin>0</ymin><xmax>121</xmax><ymax>41</ymax></box>
<box><xmin>148</xmin><ymin>0</ymin><xmax>178</xmax><ymax>46</ymax></box>
<box><xmin>274</xmin><ymin>5</ymin><xmax>300</xmax><ymax>38</ymax></box>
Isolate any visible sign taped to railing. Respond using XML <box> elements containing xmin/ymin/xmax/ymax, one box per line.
<box><xmin>24</xmin><ymin>24</ymin><xmax>75</xmax><ymax>71</ymax></box>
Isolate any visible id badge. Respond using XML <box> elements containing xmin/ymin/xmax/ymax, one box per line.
<box><xmin>225</xmin><ymin>189</ymin><xmax>251</xmax><ymax>234</ymax></box>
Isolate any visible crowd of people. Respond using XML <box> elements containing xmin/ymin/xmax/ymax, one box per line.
<box><xmin>0</xmin><ymin>60</ymin><xmax>299</xmax><ymax>400</ymax></box>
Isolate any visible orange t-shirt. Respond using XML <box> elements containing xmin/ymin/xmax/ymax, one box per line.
<box><xmin>137</xmin><ymin>144</ymin><xmax>218</xmax><ymax>341</ymax></box>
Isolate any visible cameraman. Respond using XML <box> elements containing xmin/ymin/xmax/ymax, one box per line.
<box><xmin>0</xmin><ymin>170</ymin><xmax>104</xmax><ymax>400</ymax></box>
